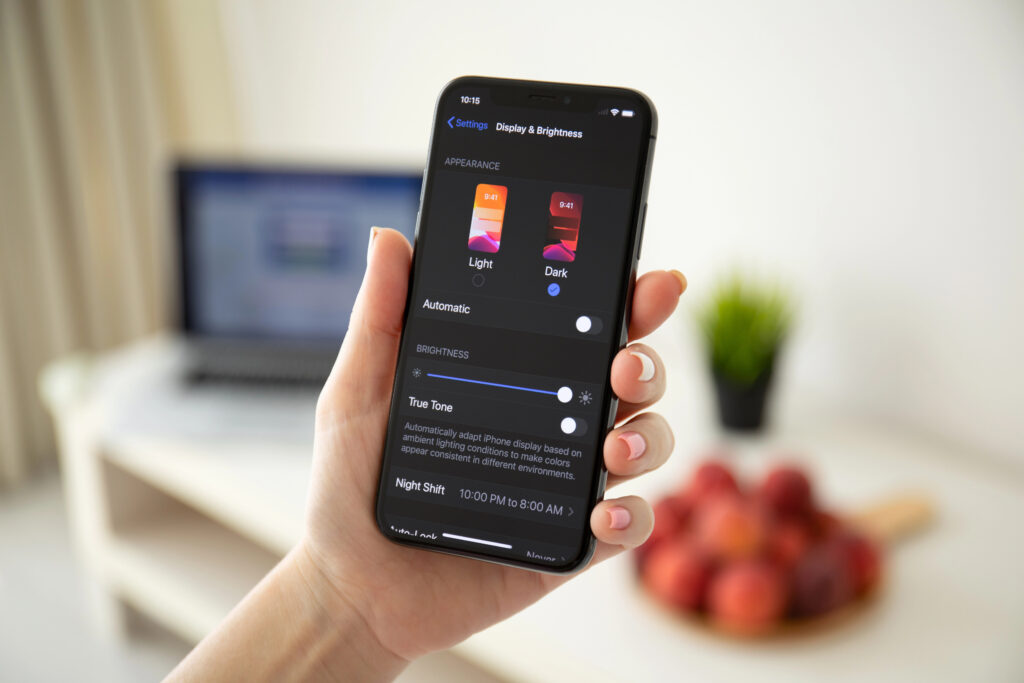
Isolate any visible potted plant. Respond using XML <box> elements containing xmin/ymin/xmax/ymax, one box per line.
<box><xmin>697</xmin><ymin>275</ymin><xmax>792</xmax><ymax>432</ymax></box>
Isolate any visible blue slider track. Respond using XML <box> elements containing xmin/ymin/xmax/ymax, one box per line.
<box><xmin>426</xmin><ymin>373</ymin><xmax>557</xmax><ymax>396</ymax></box>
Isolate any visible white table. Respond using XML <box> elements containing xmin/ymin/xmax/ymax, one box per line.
<box><xmin>40</xmin><ymin>335</ymin><xmax>1024</xmax><ymax>682</ymax></box>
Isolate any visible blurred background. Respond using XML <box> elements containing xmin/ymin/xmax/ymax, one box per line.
<box><xmin>1</xmin><ymin>1</ymin><xmax>1022</xmax><ymax>681</ymax></box>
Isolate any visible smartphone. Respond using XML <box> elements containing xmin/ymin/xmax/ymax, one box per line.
<box><xmin>375</xmin><ymin>76</ymin><xmax>656</xmax><ymax>573</ymax></box>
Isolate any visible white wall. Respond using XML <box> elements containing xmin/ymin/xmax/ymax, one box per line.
<box><xmin>217</xmin><ymin>0</ymin><xmax>1024</xmax><ymax>463</ymax></box>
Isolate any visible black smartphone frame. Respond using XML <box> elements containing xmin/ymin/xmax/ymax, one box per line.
<box><xmin>375</xmin><ymin>76</ymin><xmax>657</xmax><ymax>573</ymax></box>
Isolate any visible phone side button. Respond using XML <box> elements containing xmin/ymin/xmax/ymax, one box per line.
<box><xmin>636</xmin><ymin>203</ymin><xmax>648</xmax><ymax>260</ymax></box>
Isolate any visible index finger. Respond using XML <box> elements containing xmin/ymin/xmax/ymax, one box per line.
<box><xmin>628</xmin><ymin>270</ymin><xmax>687</xmax><ymax>341</ymax></box>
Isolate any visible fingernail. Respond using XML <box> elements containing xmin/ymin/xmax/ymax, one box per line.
<box><xmin>367</xmin><ymin>226</ymin><xmax>380</xmax><ymax>261</ymax></box>
<box><xmin>669</xmin><ymin>269</ymin><xmax>687</xmax><ymax>295</ymax></box>
<box><xmin>630</xmin><ymin>351</ymin><xmax>656</xmax><ymax>382</ymax></box>
<box><xmin>608</xmin><ymin>506</ymin><xmax>632</xmax><ymax>530</ymax></box>
<box><xmin>619</xmin><ymin>432</ymin><xmax>647</xmax><ymax>460</ymax></box>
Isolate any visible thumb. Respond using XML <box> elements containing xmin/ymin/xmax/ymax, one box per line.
<box><xmin>319</xmin><ymin>227</ymin><xmax>413</xmax><ymax>422</ymax></box>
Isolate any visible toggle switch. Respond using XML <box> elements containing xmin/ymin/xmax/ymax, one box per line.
<box><xmin>575</xmin><ymin>315</ymin><xmax>603</xmax><ymax>335</ymax></box>
<box><xmin>559</xmin><ymin>417</ymin><xmax>587</xmax><ymax>436</ymax></box>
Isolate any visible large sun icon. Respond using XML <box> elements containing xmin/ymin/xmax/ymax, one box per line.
<box><xmin>412</xmin><ymin>368</ymin><xmax>422</xmax><ymax>378</ymax></box>
<box><xmin>579</xmin><ymin>390</ymin><xmax>593</xmax><ymax>405</ymax></box>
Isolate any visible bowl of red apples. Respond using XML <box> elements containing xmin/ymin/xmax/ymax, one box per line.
<box><xmin>635</xmin><ymin>459</ymin><xmax>929</xmax><ymax>636</ymax></box>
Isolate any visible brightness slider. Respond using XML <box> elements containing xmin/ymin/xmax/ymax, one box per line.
<box><xmin>426</xmin><ymin>373</ymin><xmax>573</xmax><ymax>403</ymax></box>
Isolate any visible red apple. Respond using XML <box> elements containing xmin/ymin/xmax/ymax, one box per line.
<box><xmin>813</xmin><ymin>510</ymin><xmax>843</xmax><ymax>540</ymax></box>
<box><xmin>768</xmin><ymin>518</ymin><xmax>813</xmax><ymax>570</ymax></box>
<box><xmin>839</xmin><ymin>530</ymin><xmax>883</xmax><ymax>595</ymax></box>
<box><xmin>686</xmin><ymin>460</ymin><xmax>741</xmax><ymax>504</ymax></box>
<box><xmin>695</xmin><ymin>495</ymin><xmax>770</xmax><ymax>561</ymax></box>
<box><xmin>665</xmin><ymin>491</ymin><xmax>696</xmax><ymax>528</ymax></box>
<box><xmin>791</xmin><ymin>540</ymin><xmax>854</xmax><ymax>617</ymax></box>
<box><xmin>708</xmin><ymin>560</ymin><xmax>788</xmax><ymax>634</ymax></box>
<box><xmin>758</xmin><ymin>465</ymin><xmax>814</xmax><ymax>518</ymax></box>
<box><xmin>642</xmin><ymin>539</ymin><xmax>713</xmax><ymax>611</ymax></box>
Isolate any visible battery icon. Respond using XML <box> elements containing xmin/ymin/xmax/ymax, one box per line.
<box><xmin>621</xmin><ymin>110</ymin><xmax>635</xmax><ymax>118</ymax></box>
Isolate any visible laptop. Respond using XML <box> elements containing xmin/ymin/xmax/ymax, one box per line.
<box><xmin>175</xmin><ymin>162</ymin><xmax>422</xmax><ymax>385</ymax></box>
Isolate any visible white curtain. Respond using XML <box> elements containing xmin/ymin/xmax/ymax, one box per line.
<box><xmin>0</xmin><ymin>0</ymin><xmax>241</xmax><ymax>486</ymax></box>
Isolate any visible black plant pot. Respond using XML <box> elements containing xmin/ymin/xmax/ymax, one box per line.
<box><xmin>712</xmin><ymin>366</ymin><xmax>774</xmax><ymax>432</ymax></box>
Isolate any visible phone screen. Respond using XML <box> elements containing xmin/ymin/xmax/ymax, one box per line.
<box><xmin>376</xmin><ymin>77</ymin><xmax>655</xmax><ymax>572</ymax></box>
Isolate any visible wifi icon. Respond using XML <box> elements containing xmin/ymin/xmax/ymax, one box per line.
<box><xmin>610</xmin><ymin>108</ymin><xmax>620</xmax><ymax>116</ymax></box>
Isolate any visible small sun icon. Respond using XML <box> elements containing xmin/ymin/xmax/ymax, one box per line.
<box><xmin>412</xmin><ymin>368</ymin><xmax>422</xmax><ymax>378</ymax></box>
<box><xmin>579</xmin><ymin>390</ymin><xmax>593</xmax><ymax>405</ymax></box>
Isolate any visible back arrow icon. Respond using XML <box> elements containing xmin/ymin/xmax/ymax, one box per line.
<box><xmin>447</xmin><ymin>116</ymin><xmax>455</xmax><ymax>128</ymax></box>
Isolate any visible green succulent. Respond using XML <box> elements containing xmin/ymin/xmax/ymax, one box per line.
<box><xmin>697</xmin><ymin>275</ymin><xmax>792</xmax><ymax>385</ymax></box>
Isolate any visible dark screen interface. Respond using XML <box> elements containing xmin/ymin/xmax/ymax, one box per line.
<box><xmin>378</xmin><ymin>81</ymin><xmax>653</xmax><ymax>569</ymax></box>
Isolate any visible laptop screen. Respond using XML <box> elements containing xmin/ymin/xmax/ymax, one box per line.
<box><xmin>177</xmin><ymin>164</ymin><xmax>421</xmax><ymax>344</ymax></box>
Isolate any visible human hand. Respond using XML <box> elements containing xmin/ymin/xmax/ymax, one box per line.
<box><xmin>299</xmin><ymin>227</ymin><xmax>687</xmax><ymax>668</ymax></box>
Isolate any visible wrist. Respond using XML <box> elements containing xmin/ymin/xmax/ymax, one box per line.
<box><xmin>288</xmin><ymin>540</ymin><xmax>409</xmax><ymax>681</ymax></box>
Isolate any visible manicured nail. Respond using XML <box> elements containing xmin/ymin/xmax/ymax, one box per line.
<box><xmin>367</xmin><ymin>226</ymin><xmax>380</xmax><ymax>261</ymax></box>
<box><xmin>630</xmin><ymin>351</ymin><xmax>656</xmax><ymax>382</ymax></box>
<box><xmin>607</xmin><ymin>506</ymin><xmax>632</xmax><ymax>530</ymax></box>
<box><xmin>619</xmin><ymin>432</ymin><xmax>647</xmax><ymax>460</ymax></box>
<box><xmin>670</xmin><ymin>269</ymin><xmax>687</xmax><ymax>295</ymax></box>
